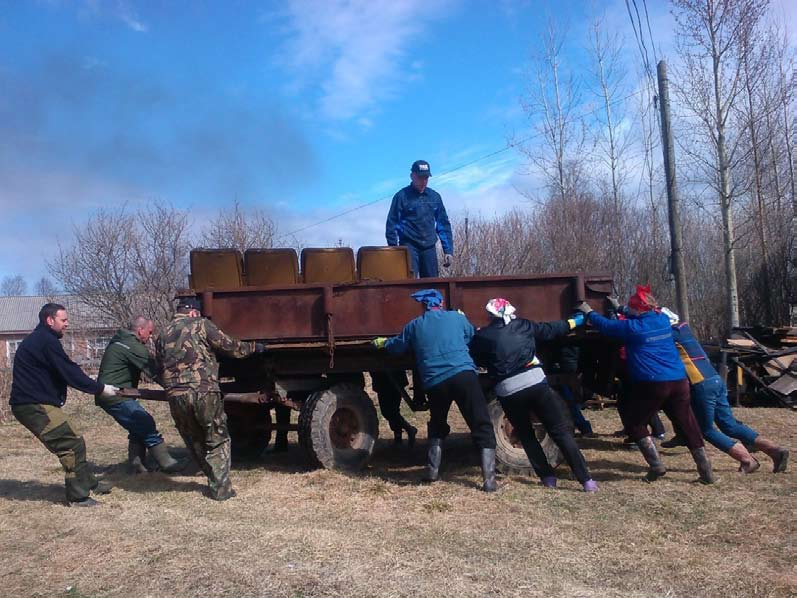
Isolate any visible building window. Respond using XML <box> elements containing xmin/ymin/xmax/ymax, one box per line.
<box><xmin>87</xmin><ymin>336</ymin><xmax>113</xmax><ymax>361</ymax></box>
<box><xmin>6</xmin><ymin>339</ymin><xmax>22</xmax><ymax>364</ymax></box>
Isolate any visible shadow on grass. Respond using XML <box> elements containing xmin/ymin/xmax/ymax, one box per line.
<box><xmin>0</xmin><ymin>478</ymin><xmax>64</xmax><ymax>503</ymax></box>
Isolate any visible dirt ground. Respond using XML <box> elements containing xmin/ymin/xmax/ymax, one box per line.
<box><xmin>0</xmin><ymin>397</ymin><xmax>794</xmax><ymax>598</ymax></box>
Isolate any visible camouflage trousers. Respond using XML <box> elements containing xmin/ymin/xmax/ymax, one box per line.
<box><xmin>168</xmin><ymin>390</ymin><xmax>232</xmax><ymax>499</ymax></box>
<box><xmin>12</xmin><ymin>403</ymin><xmax>98</xmax><ymax>503</ymax></box>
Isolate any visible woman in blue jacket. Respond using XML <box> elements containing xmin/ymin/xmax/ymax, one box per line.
<box><xmin>373</xmin><ymin>289</ymin><xmax>497</xmax><ymax>492</ymax></box>
<box><xmin>576</xmin><ymin>285</ymin><xmax>715</xmax><ymax>484</ymax></box>
<box><xmin>469</xmin><ymin>298</ymin><xmax>598</xmax><ymax>492</ymax></box>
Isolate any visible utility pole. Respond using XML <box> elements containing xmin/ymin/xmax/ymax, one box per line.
<box><xmin>657</xmin><ymin>60</ymin><xmax>689</xmax><ymax>322</ymax></box>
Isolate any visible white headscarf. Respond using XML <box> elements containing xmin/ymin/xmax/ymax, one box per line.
<box><xmin>661</xmin><ymin>307</ymin><xmax>680</xmax><ymax>325</ymax></box>
<box><xmin>486</xmin><ymin>298</ymin><xmax>517</xmax><ymax>325</ymax></box>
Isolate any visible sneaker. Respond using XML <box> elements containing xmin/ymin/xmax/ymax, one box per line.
<box><xmin>582</xmin><ymin>479</ymin><xmax>599</xmax><ymax>493</ymax></box>
<box><xmin>69</xmin><ymin>497</ymin><xmax>100</xmax><ymax>507</ymax></box>
<box><xmin>623</xmin><ymin>437</ymin><xmax>639</xmax><ymax>450</ymax></box>
<box><xmin>540</xmin><ymin>476</ymin><xmax>557</xmax><ymax>489</ymax></box>
<box><xmin>661</xmin><ymin>435</ymin><xmax>687</xmax><ymax>449</ymax></box>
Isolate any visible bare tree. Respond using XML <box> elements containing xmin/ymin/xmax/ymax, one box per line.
<box><xmin>200</xmin><ymin>199</ymin><xmax>278</xmax><ymax>252</ymax></box>
<box><xmin>34</xmin><ymin>276</ymin><xmax>58</xmax><ymax>298</ymax></box>
<box><xmin>1</xmin><ymin>275</ymin><xmax>27</xmax><ymax>296</ymax></box>
<box><xmin>672</xmin><ymin>0</ymin><xmax>770</xmax><ymax>332</ymax></box>
<box><xmin>517</xmin><ymin>18</ymin><xmax>587</xmax><ymax>204</ymax></box>
<box><xmin>48</xmin><ymin>203</ymin><xmax>192</xmax><ymax>329</ymax></box>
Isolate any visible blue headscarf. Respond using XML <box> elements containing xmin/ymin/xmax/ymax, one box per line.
<box><xmin>411</xmin><ymin>289</ymin><xmax>444</xmax><ymax>310</ymax></box>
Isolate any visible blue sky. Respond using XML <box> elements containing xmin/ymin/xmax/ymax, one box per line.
<box><xmin>1</xmin><ymin>0</ymin><xmax>795</xmax><ymax>289</ymax></box>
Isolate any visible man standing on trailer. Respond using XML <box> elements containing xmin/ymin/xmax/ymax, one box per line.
<box><xmin>385</xmin><ymin>159</ymin><xmax>453</xmax><ymax>278</ymax></box>
<box><xmin>379</xmin><ymin>159</ymin><xmax>454</xmax><ymax>440</ymax></box>
<box><xmin>157</xmin><ymin>297</ymin><xmax>266</xmax><ymax>501</ymax></box>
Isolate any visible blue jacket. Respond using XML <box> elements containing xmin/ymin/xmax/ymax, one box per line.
<box><xmin>671</xmin><ymin>322</ymin><xmax>717</xmax><ymax>384</ymax></box>
<box><xmin>385</xmin><ymin>310</ymin><xmax>476</xmax><ymax>389</ymax></box>
<box><xmin>10</xmin><ymin>324</ymin><xmax>103</xmax><ymax>407</ymax></box>
<box><xmin>588</xmin><ymin>311</ymin><xmax>686</xmax><ymax>383</ymax></box>
<box><xmin>385</xmin><ymin>184</ymin><xmax>453</xmax><ymax>253</ymax></box>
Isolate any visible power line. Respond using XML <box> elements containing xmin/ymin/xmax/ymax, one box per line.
<box><xmin>276</xmin><ymin>86</ymin><xmax>649</xmax><ymax>243</ymax></box>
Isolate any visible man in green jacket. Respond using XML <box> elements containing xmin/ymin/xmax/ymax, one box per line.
<box><xmin>97</xmin><ymin>316</ymin><xmax>182</xmax><ymax>473</ymax></box>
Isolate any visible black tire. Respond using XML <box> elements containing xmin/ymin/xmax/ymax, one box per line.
<box><xmin>298</xmin><ymin>383</ymin><xmax>379</xmax><ymax>471</ymax></box>
<box><xmin>488</xmin><ymin>397</ymin><xmax>565</xmax><ymax>475</ymax></box>
<box><xmin>227</xmin><ymin>404</ymin><xmax>272</xmax><ymax>462</ymax></box>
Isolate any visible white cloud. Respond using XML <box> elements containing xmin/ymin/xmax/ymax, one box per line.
<box><xmin>272</xmin><ymin>0</ymin><xmax>454</xmax><ymax>122</ymax></box>
<box><xmin>80</xmin><ymin>0</ymin><xmax>149</xmax><ymax>33</ymax></box>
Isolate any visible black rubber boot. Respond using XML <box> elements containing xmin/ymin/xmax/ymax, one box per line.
<box><xmin>690</xmin><ymin>447</ymin><xmax>716</xmax><ymax>484</ymax></box>
<box><xmin>480</xmin><ymin>448</ymin><xmax>497</xmax><ymax>493</ymax></box>
<box><xmin>128</xmin><ymin>438</ymin><xmax>148</xmax><ymax>474</ymax></box>
<box><xmin>422</xmin><ymin>438</ymin><xmax>443</xmax><ymax>482</ymax></box>
<box><xmin>638</xmin><ymin>436</ymin><xmax>667</xmax><ymax>482</ymax></box>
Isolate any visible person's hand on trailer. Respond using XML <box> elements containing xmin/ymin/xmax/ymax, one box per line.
<box><xmin>568</xmin><ymin>312</ymin><xmax>586</xmax><ymax>329</ymax></box>
<box><xmin>372</xmin><ymin>337</ymin><xmax>388</xmax><ymax>349</ymax></box>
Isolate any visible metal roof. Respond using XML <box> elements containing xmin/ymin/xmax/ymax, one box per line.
<box><xmin>0</xmin><ymin>295</ymin><xmax>116</xmax><ymax>334</ymax></box>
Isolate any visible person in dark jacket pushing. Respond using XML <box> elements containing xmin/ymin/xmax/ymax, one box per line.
<box><xmin>385</xmin><ymin>160</ymin><xmax>453</xmax><ymax>278</ymax></box>
<box><xmin>10</xmin><ymin>303</ymin><xmax>118</xmax><ymax>506</ymax></box>
<box><xmin>469</xmin><ymin>298</ymin><xmax>598</xmax><ymax>492</ymax></box>
<box><xmin>373</xmin><ymin>289</ymin><xmax>497</xmax><ymax>491</ymax></box>
<box><xmin>577</xmin><ymin>285</ymin><xmax>715</xmax><ymax>484</ymax></box>
<box><xmin>97</xmin><ymin>316</ymin><xmax>183</xmax><ymax>474</ymax></box>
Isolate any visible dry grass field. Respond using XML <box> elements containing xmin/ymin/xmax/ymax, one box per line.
<box><xmin>0</xmin><ymin>395</ymin><xmax>794</xmax><ymax>598</ymax></box>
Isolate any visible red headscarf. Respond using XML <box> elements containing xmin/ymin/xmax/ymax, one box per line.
<box><xmin>627</xmin><ymin>284</ymin><xmax>658</xmax><ymax>312</ymax></box>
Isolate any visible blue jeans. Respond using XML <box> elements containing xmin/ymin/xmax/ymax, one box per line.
<box><xmin>690</xmin><ymin>375</ymin><xmax>758</xmax><ymax>452</ymax></box>
<box><xmin>101</xmin><ymin>399</ymin><xmax>164</xmax><ymax>448</ymax></box>
<box><xmin>559</xmin><ymin>384</ymin><xmax>593</xmax><ymax>435</ymax></box>
<box><xmin>404</xmin><ymin>243</ymin><xmax>439</xmax><ymax>278</ymax></box>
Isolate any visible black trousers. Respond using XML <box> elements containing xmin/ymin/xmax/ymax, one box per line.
<box><xmin>499</xmin><ymin>382</ymin><xmax>592</xmax><ymax>483</ymax></box>
<box><xmin>370</xmin><ymin>370</ymin><xmax>408</xmax><ymax>432</ymax></box>
<box><xmin>426</xmin><ymin>370</ymin><xmax>496</xmax><ymax>449</ymax></box>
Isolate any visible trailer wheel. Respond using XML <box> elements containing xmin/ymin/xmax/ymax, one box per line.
<box><xmin>488</xmin><ymin>397</ymin><xmax>565</xmax><ymax>475</ymax></box>
<box><xmin>227</xmin><ymin>405</ymin><xmax>272</xmax><ymax>462</ymax></box>
<box><xmin>298</xmin><ymin>383</ymin><xmax>379</xmax><ymax>471</ymax></box>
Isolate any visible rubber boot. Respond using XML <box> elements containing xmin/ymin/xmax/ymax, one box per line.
<box><xmin>69</xmin><ymin>497</ymin><xmax>100</xmax><ymax>507</ymax></box>
<box><xmin>727</xmin><ymin>442</ymin><xmax>760</xmax><ymax>474</ymax></box>
<box><xmin>273</xmin><ymin>432</ymin><xmax>289</xmax><ymax>453</ymax></box>
<box><xmin>480</xmin><ymin>448</ymin><xmax>497</xmax><ymax>493</ymax></box>
<box><xmin>422</xmin><ymin>438</ymin><xmax>442</xmax><ymax>483</ymax></box>
<box><xmin>637</xmin><ymin>436</ymin><xmax>667</xmax><ymax>482</ymax></box>
<box><xmin>128</xmin><ymin>438</ymin><xmax>148</xmax><ymax>474</ymax></box>
<box><xmin>753</xmin><ymin>437</ymin><xmax>789</xmax><ymax>473</ymax></box>
<box><xmin>149</xmin><ymin>442</ymin><xmax>184</xmax><ymax>474</ymax></box>
<box><xmin>92</xmin><ymin>480</ymin><xmax>114</xmax><ymax>495</ymax></box>
<box><xmin>690</xmin><ymin>447</ymin><xmax>716</xmax><ymax>484</ymax></box>
<box><xmin>402</xmin><ymin>417</ymin><xmax>418</xmax><ymax>449</ymax></box>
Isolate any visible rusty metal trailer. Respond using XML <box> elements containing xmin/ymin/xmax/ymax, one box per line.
<box><xmin>144</xmin><ymin>270</ymin><xmax>615</xmax><ymax>473</ymax></box>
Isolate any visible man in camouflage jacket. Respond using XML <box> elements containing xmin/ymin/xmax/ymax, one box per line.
<box><xmin>156</xmin><ymin>297</ymin><xmax>265</xmax><ymax>500</ymax></box>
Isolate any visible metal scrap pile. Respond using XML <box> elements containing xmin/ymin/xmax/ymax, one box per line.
<box><xmin>726</xmin><ymin>327</ymin><xmax>797</xmax><ymax>409</ymax></box>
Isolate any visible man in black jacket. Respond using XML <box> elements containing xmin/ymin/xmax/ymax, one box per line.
<box><xmin>10</xmin><ymin>303</ymin><xmax>119</xmax><ymax>507</ymax></box>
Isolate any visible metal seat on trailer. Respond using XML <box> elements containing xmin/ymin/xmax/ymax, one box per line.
<box><xmin>301</xmin><ymin>247</ymin><xmax>356</xmax><ymax>283</ymax></box>
<box><xmin>244</xmin><ymin>248</ymin><xmax>299</xmax><ymax>286</ymax></box>
<box><xmin>356</xmin><ymin>246</ymin><xmax>413</xmax><ymax>281</ymax></box>
<box><xmin>189</xmin><ymin>248</ymin><xmax>244</xmax><ymax>289</ymax></box>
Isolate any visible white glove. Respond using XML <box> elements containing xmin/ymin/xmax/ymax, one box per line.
<box><xmin>100</xmin><ymin>384</ymin><xmax>119</xmax><ymax>398</ymax></box>
<box><xmin>443</xmin><ymin>254</ymin><xmax>453</xmax><ymax>268</ymax></box>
